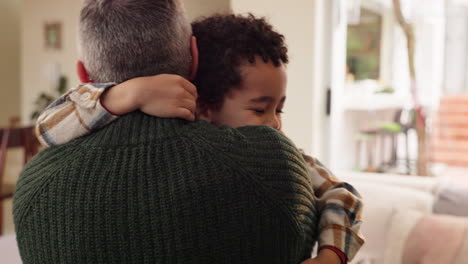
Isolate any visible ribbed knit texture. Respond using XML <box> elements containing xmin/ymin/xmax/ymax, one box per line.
<box><xmin>14</xmin><ymin>112</ymin><xmax>318</xmax><ymax>264</ymax></box>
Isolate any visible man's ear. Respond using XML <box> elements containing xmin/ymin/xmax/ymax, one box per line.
<box><xmin>76</xmin><ymin>60</ymin><xmax>92</xmax><ymax>83</ymax></box>
<box><xmin>189</xmin><ymin>36</ymin><xmax>199</xmax><ymax>81</ymax></box>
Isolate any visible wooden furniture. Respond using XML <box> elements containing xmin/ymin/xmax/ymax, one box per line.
<box><xmin>0</xmin><ymin>126</ymin><xmax>39</xmax><ymax>235</ymax></box>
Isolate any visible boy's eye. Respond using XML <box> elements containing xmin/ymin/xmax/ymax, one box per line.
<box><xmin>276</xmin><ymin>109</ymin><xmax>284</xmax><ymax>114</ymax></box>
<box><xmin>252</xmin><ymin>109</ymin><xmax>265</xmax><ymax>114</ymax></box>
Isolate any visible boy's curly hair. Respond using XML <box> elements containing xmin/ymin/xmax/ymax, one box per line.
<box><xmin>192</xmin><ymin>14</ymin><xmax>289</xmax><ymax>110</ymax></box>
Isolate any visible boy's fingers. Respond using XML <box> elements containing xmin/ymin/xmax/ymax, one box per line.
<box><xmin>180</xmin><ymin>79</ymin><xmax>197</xmax><ymax>98</ymax></box>
<box><xmin>181</xmin><ymin>98</ymin><xmax>197</xmax><ymax>113</ymax></box>
<box><xmin>179</xmin><ymin>89</ymin><xmax>197</xmax><ymax>105</ymax></box>
<box><xmin>176</xmin><ymin>107</ymin><xmax>195</xmax><ymax>121</ymax></box>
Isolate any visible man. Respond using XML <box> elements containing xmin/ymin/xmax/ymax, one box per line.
<box><xmin>14</xmin><ymin>1</ymin><xmax>318</xmax><ymax>263</ymax></box>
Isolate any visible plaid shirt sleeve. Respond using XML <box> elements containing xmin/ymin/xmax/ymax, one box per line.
<box><xmin>301</xmin><ymin>152</ymin><xmax>365</xmax><ymax>262</ymax></box>
<box><xmin>35</xmin><ymin>83</ymin><xmax>118</xmax><ymax>147</ymax></box>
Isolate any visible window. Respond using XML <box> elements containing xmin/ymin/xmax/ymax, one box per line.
<box><xmin>346</xmin><ymin>8</ymin><xmax>382</xmax><ymax>81</ymax></box>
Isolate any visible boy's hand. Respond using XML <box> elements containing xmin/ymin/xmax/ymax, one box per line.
<box><xmin>136</xmin><ymin>74</ymin><xmax>198</xmax><ymax>121</ymax></box>
<box><xmin>101</xmin><ymin>74</ymin><xmax>197</xmax><ymax>121</ymax></box>
<box><xmin>300</xmin><ymin>248</ymin><xmax>342</xmax><ymax>264</ymax></box>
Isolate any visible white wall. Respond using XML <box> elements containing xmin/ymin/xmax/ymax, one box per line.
<box><xmin>231</xmin><ymin>0</ymin><xmax>326</xmax><ymax>157</ymax></box>
<box><xmin>0</xmin><ymin>0</ymin><xmax>21</xmax><ymax>126</ymax></box>
<box><xmin>414</xmin><ymin>6</ymin><xmax>445</xmax><ymax>108</ymax></box>
<box><xmin>183</xmin><ymin>0</ymin><xmax>231</xmax><ymax>21</ymax></box>
<box><xmin>444</xmin><ymin>4</ymin><xmax>468</xmax><ymax>94</ymax></box>
<box><xmin>328</xmin><ymin>0</ymin><xmax>350</xmax><ymax>171</ymax></box>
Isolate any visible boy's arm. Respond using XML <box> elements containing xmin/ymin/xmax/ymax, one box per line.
<box><xmin>302</xmin><ymin>153</ymin><xmax>365</xmax><ymax>263</ymax></box>
<box><xmin>35</xmin><ymin>83</ymin><xmax>118</xmax><ymax>147</ymax></box>
<box><xmin>36</xmin><ymin>75</ymin><xmax>197</xmax><ymax>147</ymax></box>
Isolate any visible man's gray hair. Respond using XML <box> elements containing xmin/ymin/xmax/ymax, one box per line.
<box><xmin>79</xmin><ymin>0</ymin><xmax>192</xmax><ymax>83</ymax></box>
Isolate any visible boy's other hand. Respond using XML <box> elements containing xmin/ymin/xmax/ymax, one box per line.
<box><xmin>300</xmin><ymin>248</ymin><xmax>342</xmax><ymax>264</ymax></box>
<box><xmin>101</xmin><ymin>74</ymin><xmax>197</xmax><ymax>121</ymax></box>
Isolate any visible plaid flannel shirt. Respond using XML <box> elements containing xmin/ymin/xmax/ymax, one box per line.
<box><xmin>35</xmin><ymin>83</ymin><xmax>117</xmax><ymax>147</ymax></box>
<box><xmin>35</xmin><ymin>83</ymin><xmax>365</xmax><ymax>262</ymax></box>
<box><xmin>301</xmin><ymin>153</ymin><xmax>365</xmax><ymax>261</ymax></box>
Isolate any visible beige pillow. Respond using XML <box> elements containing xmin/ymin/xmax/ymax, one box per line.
<box><xmin>402</xmin><ymin>213</ymin><xmax>468</xmax><ymax>264</ymax></box>
<box><xmin>351</xmin><ymin>182</ymin><xmax>434</xmax><ymax>264</ymax></box>
<box><xmin>383</xmin><ymin>209</ymin><xmax>424</xmax><ymax>264</ymax></box>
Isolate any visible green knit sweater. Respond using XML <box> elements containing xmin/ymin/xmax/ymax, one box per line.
<box><xmin>14</xmin><ymin>112</ymin><xmax>318</xmax><ymax>264</ymax></box>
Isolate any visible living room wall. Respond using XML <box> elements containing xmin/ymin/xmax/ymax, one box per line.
<box><xmin>184</xmin><ymin>0</ymin><xmax>231</xmax><ymax>21</ymax></box>
<box><xmin>0</xmin><ymin>0</ymin><xmax>21</xmax><ymax>127</ymax></box>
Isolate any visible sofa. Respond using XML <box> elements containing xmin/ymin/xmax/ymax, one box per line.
<box><xmin>339</xmin><ymin>172</ymin><xmax>468</xmax><ymax>264</ymax></box>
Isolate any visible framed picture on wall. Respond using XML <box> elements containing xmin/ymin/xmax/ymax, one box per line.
<box><xmin>44</xmin><ymin>22</ymin><xmax>62</xmax><ymax>50</ymax></box>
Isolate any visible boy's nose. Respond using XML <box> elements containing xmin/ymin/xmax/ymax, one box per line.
<box><xmin>268</xmin><ymin>116</ymin><xmax>281</xmax><ymax>131</ymax></box>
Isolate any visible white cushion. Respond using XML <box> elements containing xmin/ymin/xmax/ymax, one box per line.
<box><xmin>337</xmin><ymin>171</ymin><xmax>441</xmax><ymax>195</ymax></box>
<box><xmin>383</xmin><ymin>209</ymin><xmax>424</xmax><ymax>264</ymax></box>
<box><xmin>349</xmin><ymin>181</ymin><xmax>434</xmax><ymax>263</ymax></box>
<box><xmin>400</xmin><ymin>213</ymin><xmax>468</xmax><ymax>264</ymax></box>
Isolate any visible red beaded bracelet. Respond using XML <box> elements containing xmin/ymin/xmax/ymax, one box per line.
<box><xmin>320</xmin><ymin>245</ymin><xmax>347</xmax><ymax>264</ymax></box>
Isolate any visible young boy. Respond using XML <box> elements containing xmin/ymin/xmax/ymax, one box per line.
<box><xmin>36</xmin><ymin>14</ymin><xmax>364</xmax><ymax>264</ymax></box>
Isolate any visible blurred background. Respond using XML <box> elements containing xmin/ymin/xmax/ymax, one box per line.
<box><xmin>2</xmin><ymin>0</ymin><xmax>468</xmax><ymax>263</ymax></box>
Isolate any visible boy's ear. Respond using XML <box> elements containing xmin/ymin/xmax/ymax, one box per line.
<box><xmin>76</xmin><ymin>60</ymin><xmax>93</xmax><ymax>83</ymax></box>
<box><xmin>189</xmin><ymin>36</ymin><xmax>199</xmax><ymax>81</ymax></box>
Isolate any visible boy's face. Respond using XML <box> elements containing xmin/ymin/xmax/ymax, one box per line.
<box><xmin>206</xmin><ymin>59</ymin><xmax>287</xmax><ymax>130</ymax></box>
